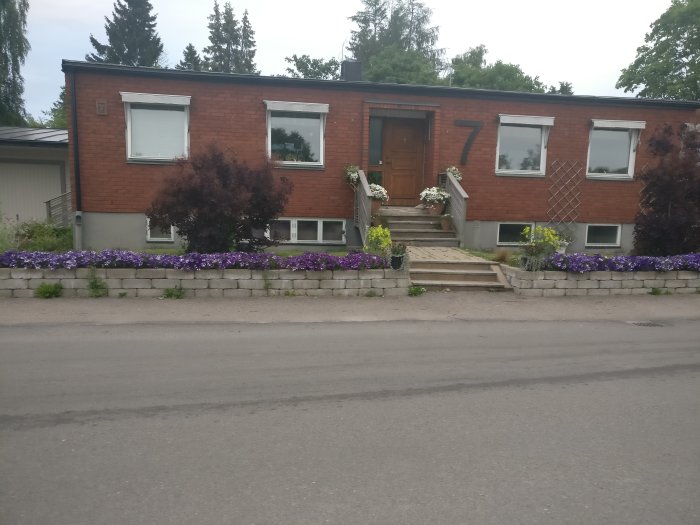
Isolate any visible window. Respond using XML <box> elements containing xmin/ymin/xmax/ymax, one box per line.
<box><xmin>146</xmin><ymin>218</ymin><xmax>174</xmax><ymax>242</ymax></box>
<box><xmin>265</xmin><ymin>101</ymin><xmax>329</xmax><ymax>167</ymax></box>
<box><xmin>587</xmin><ymin>119</ymin><xmax>645</xmax><ymax>179</ymax></box>
<box><xmin>496</xmin><ymin>115</ymin><xmax>554</xmax><ymax>176</ymax></box>
<box><xmin>585</xmin><ymin>224</ymin><xmax>621</xmax><ymax>247</ymax></box>
<box><xmin>121</xmin><ymin>92</ymin><xmax>190</xmax><ymax>161</ymax></box>
<box><xmin>269</xmin><ymin>218</ymin><xmax>345</xmax><ymax>244</ymax></box>
<box><xmin>497</xmin><ymin>222</ymin><xmax>533</xmax><ymax>245</ymax></box>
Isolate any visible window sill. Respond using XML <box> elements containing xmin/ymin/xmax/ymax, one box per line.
<box><xmin>585</xmin><ymin>244</ymin><xmax>620</xmax><ymax>248</ymax></box>
<box><xmin>127</xmin><ymin>158</ymin><xmax>183</xmax><ymax>165</ymax></box>
<box><xmin>273</xmin><ymin>163</ymin><xmax>325</xmax><ymax>171</ymax></box>
<box><xmin>495</xmin><ymin>171</ymin><xmax>545</xmax><ymax>178</ymax></box>
<box><xmin>586</xmin><ymin>174</ymin><xmax>633</xmax><ymax>181</ymax></box>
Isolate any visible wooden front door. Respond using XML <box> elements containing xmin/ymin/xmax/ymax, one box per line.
<box><xmin>382</xmin><ymin>119</ymin><xmax>426</xmax><ymax>206</ymax></box>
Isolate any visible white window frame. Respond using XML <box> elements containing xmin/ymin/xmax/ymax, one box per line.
<box><xmin>120</xmin><ymin>92</ymin><xmax>191</xmax><ymax>162</ymax></box>
<box><xmin>264</xmin><ymin>100</ymin><xmax>329</xmax><ymax>168</ymax></box>
<box><xmin>146</xmin><ymin>218</ymin><xmax>175</xmax><ymax>242</ymax></box>
<box><xmin>495</xmin><ymin>115</ymin><xmax>554</xmax><ymax>177</ymax></box>
<box><xmin>585</xmin><ymin>224</ymin><xmax>621</xmax><ymax>248</ymax></box>
<box><xmin>269</xmin><ymin>218</ymin><xmax>345</xmax><ymax>244</ymax></box>
<box><xmin>586</xmin><ymin>119</ymin><xmax>645</xmax><ymax>180</ymax></box>
<box><xmin>496</xmin><ymin>222</ymin><xmax>534</xmax><ymax>246</ymax></box>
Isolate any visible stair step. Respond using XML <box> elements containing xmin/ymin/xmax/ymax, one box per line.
<box><xmin>411</xmin><ymin>280</ymin><xmax>509</xmax><ymax>292</ymax></box>
<box><xmin>403</xmin><ymin>239</ymin><xmax>460</xmax><ymax>247</ymax></box>
<box><xmin>392</xmin><ymin>230</ymin><xmax>456</xmax><ymax>240</ymax></box>
<box><xmin>410</xmin><ymin>269</ymin><xmax>498</xmax><ymax>283</ymax></box>
<box><xmin>387</xmin><ymin>221</ymin><xmax>442</xmax><ymax>229</ymax></box>
<box><xmin>410</xmin><ymin>260</ymin><xmax>495</xmax><ymax>271</ymax></box>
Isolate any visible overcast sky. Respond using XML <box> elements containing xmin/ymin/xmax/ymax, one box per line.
<box><xmin>22</xmin><ymin>0</ymin><xmax>671</xmax><ymax>119</ymax></box>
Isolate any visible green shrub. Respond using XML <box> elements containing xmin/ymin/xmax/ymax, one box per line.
<box><xmin>163</xmin><ymin>286</ymin><xmax>185</xmax><ymax>299</ymax></box>
<box><xmin>408</xmin><ymin>285</ymin><xmax>426</xmax><ymax>296</ymax></box>
<box><xmin>87</xmin><ymin>267</ymin><xmax>108</xmax><ymax>298</ymax></box>
<box><xmin>16</xmin><ymin>220</ymin><xmax>72</xmax><ymax>252</ymax></box>
<box><xmin>34</xmin><ymin>282</ymin><xmax>63</xmax><ymax>298</ymax></box>
<box><xmin>365</xmin><ymin>225</ymin><xmax>392</xmax><ymax>256</ymax></box>
<box><xmin>0</xmin><ymin>216</ymin><xmax>17</xmax><ymax>252</ymax></box>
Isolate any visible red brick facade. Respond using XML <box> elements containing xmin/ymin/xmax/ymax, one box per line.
<box><xmin>64</xmin><ymin>62</ymin><xmax>699</xmax><ymax>225</ymax></box>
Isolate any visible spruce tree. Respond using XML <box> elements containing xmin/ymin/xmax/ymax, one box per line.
<box><xmin>203</xmin><ymin>1</ymin><xmax>239</xmax><ymax>73</ymax></box>
<box><xmin>0</xmin><ymin>0</ymin><xmax>30</xmax><ymax>125</ymax></box>
<box><xmin>175</xmin><ymin>44</ymin><xmax>203</xmax><ymax>71</ymax></box>
<box><xmin>86</xmin><ymin>0</ymin><xmax>164</xmax><ymax>67</ymax></box>
<box><xmin>237</xmin><ymin>10</ymin><xmax>258</xmax><ymax>74</ymax></box>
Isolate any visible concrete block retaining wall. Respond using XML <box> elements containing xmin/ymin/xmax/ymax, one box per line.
<box><xmin>0</xmin><ymin>268</ymin><xmax>410</xmax><ymax>298</ymax></box>
<box><xmin>501</xmin><ymin>266</ymin><xmax>700</xmax><ymax>297</ymax></box>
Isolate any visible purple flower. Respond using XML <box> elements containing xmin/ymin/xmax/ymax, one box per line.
<box><xmin>543</xmin><ymin>252</ymin><xmax>700</xmax><ymax>273</ymax></box>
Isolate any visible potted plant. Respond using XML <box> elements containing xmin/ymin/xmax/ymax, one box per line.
<box><xmin>390</xmin><ymin>242</ymin><xmax>407</xmax><ymax>270</ymax></box>
<box><xmin>444</xmin><ymin>166</ymin><xmax>463</xmax><ymax>181</ymax></box>
<box><xmin>440</xmin><ymin>214</ymin><xmax>453</xmax><ymax>231</ymax></box>
<box><xmin>344</xmin><ymin>165</ymin><xmax>360</xmax><ymax>188</ymax></box>
<box><xmin>519</xmin><ymin>226</ymin><xmax>561</xmax><ymax>271</ymax></box>
<box><xmin>419</xmin><ymin>186</ymin><xmax>450</xmax><ymax>214</ymax></box>
<box><xmin>369</xmin><ymin>183</ymin><xmax>389</xmax><ymax>215</ymax></box>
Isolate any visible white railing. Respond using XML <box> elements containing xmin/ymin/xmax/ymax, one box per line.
<box><xmin>442</xmin><ymin>173</ymin><xmax>468</xmax><ymax>247</ymax></box>
<box><xmin>354</xmin><ymin>170</ymin><xmax>373</xmax><ymax>246</ymax></box>
<box><xmin>45</xmin><ymin>192</ymin><xmax>72</xmax><ymax>228</ymax></box>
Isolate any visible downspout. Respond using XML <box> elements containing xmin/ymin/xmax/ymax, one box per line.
<box><xmin>70</xmin><ymin>70</ymin><xmax>83</xmax><ymax>250</ymax></box>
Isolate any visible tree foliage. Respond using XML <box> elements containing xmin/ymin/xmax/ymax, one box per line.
<box><xmin>175</xmin><ymin>43</ymin><xmax>203</xmax><ymax>71</ymax></box>
<box><xmin>450</xmin><ymin>46</ymin><xmax>573</xmax><ymax>93</ymax></box>
<box><xmin>348</xmin><ymin>0</ymin><xmax>443</xmax><ymax>82</ymax></box>
<box><xmin>634</xmin><ymin>125</ymin><xmax>700</xmax><ymax>255</ymax></box>
<box><xmin>365</xmin><ymin>45</ymin><xmax>438</xmax><ymax>84</ymax></box>
<box><xmin>86</xmin><ymin>0</ymin><xmax>163</xmax><ymax>67</ymax></box>
<box><xmin>0</xmin><ymin>0</ymin><xmax>30</xmax><ymax>125</ymax></box>
<box><xmin>284</xmin><ymin>55</ymin><xmax>340</xmax><ymax>80</ymax></box>
<box><xmin>147</xmin><ymin>146</ymin><xmax>293</xmax><ymax>253</ymax></box>
<box><xmin>42</xmin><ymin>85</ymin><xmax>67</xmax><ymax>128</ymax></box>
<box><xmin>616</xmin><ymin>0</ymin><xmax>700</xmax><ymax>100</ymax></box>
<box><xmin>203</xmin><ymin>1</ymin><xmax>257</xmax><ymax>74</ymax></box>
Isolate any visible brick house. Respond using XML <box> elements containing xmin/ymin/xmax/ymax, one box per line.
<box><xmin>61</xmin><ymin>59</ymin><xmax>700</xmax><ymax>252</ymax></box>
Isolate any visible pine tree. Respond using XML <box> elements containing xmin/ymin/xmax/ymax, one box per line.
<box><xmin>237</xmin><ymin>10</ymin><xmax>258</xmax><ymax>74</ymax></box>
<box><xmin>175</xmin><ymin>43</ymin><xmax>203</xmax><ymax>71</ymax></box>
<box><xmin>0</xmin><ymin>0</ymin><xmax>30</xmax><ymax>125</ymax></box>
<box><xmin>86</xmin><ymin>0</ymin><xmax>164</xmax><ymax>67</ymax></box>
<box><xmin>203</xmin><ymin>1</ymin><xmax>239</xmax><ymax>73</ymax></box>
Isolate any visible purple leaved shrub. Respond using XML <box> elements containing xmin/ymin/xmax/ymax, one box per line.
<box><xmin>0</xmin><ymin>250</ymin><xmax>388</xmax><ymax>271</ymax></box>
<box><xmin>544</xmin><ymin>252</ymin><xmax>700</xmax><ymax>273</ymax></box>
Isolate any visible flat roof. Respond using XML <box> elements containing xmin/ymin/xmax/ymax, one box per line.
<box><xmin>0</xmin><ymin>126</ymin><xmax>68</xmax><ymax>147</ymax></box>
<box><xmin>62</xmin><ymin>59</ymin><xmax>700</xmax><ymax>110</ymax></box>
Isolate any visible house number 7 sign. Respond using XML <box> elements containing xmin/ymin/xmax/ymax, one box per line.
<box><xmin>455</xmin><ymin>119</ymin><xmax>483</xmax><ymax>166</ymax></box>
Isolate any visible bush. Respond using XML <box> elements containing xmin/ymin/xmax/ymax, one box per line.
<box><xmin>634</xmin><ymin>125</ymin><xmax>700</xmax><ymax>255</ymax></box>
<box><xmin>365</xmin><ymin>225</ymin><xmax>392</xmax><ymax>256</ymax></box>
<box><xmin>544</xmin><ymin>252</ymin><xmax>700</xmax><ymax>273</ymax></box>
<box><xmin>147</xmin><ymin>145</ymin><xmax>293</xmax><ymax>253</ymax></box>
<box><xmin>34</xmin><ymin>282</ymin><xmax>63</xmax><ymax>298</ymax></box>
<box><xmin>15</xmin><ymin>221</ymin><xmax>72</xmax><ymax>252</ymax></box>
<box><xmin>0</xmin><ymin>215</ymin><xmax>16</xmax><ymax>252</ymax></box>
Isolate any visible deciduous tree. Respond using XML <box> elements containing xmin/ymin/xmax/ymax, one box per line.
<box><xmin>284</xmin><ymin>55</ymin><xmax>340</xmax><ymax>80</ymax></box>
<box><xmin>0</xmin><ymin>0</ymin><xmax>30</xmax><ymax>125</ymax></box>
<box><xmin>86</xmin><ymin>0</ymin><xmax>163</xmax><ymax>67</ymax></box>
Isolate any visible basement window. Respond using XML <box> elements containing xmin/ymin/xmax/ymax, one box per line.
<box><xmin>497</xmin><ymin>222</ymin><xmax>533</xmax><ymax>245</ymax></box>
<box><xmin>146</xmin><ymin>218</ymin><xmax>175</xmax><ymax>242</ymax></box>
<box><xmin>269</xmin><ymin>218</ymin><xmax>345</xmax><ymax>244</ymax></box>
<box><xmin>585</xmin><ymin>224</ymin><xmax>621</xmax><ymax>247</ymax></box>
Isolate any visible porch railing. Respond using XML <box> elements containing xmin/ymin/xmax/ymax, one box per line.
<box><xmin>441</xmin><ymin>172</ymin><xmax>469</xmax><ymax>247</ymax></box>
<box><xmin>354</xmin><ymin>170</ymin><xmax>373</xmax><ymax>246</ymax></box>
<box><xmin>45</xmin><ymin>192</ymin><xmax>72</xmax><ymax>228</ymax></box>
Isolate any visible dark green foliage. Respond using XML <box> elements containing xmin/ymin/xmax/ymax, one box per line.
<box><xmin>617</xmin><ymin>0</ymin><xmax>700</xmax><ymax>100</ymax></box>
<box><xmin>175</xmin><ymin>44</ymin><xmax>203</xmax><ymax>71</ymax></box>
<box><xmin>365</xmin><ymin>45</ymin><xmax>438</xmax><ymax>85</ymax></box>
<box><xmin>162</xmin><ymin>286</ymin><xmax>185</xmax><ymax>299</ymax></box>
<box><xmin>284</xmin><ymin>55</ymin><xmax>340</xmax><ymax>80</ymax></box>
<box><xmin>35</xmin><ymin>282</ymin><xmax>63</xmax><ymax>299</ymax></box>
<box><xmin>147</xmin><ymin>145</ymin><xmax>293</xmax><ymax>253</ymax></box>
<box><xmin>0</xmin><ymin>0</ymin><xmax>30</xmax><ymax>125</ymax></box>
<box><xmin>15</xmin><ymin>221</ymin><xmax>73</xmax><ymax>252</ymax></box>
<box><xmin>634</xmin><ymin>125</ymin><xmax>700</xmax><ymax>255</ymax></box>
<box><xmin>203</xmin><ymin>2</ymin><xmax>257</xmax><ymax>74</ymax></box>
<box><xmin>39</xmin><ymin>86</ymin><xmax>67</xmax><ymax>128</ymax></box>
<box><xmin>86</xmin><ymin>0</ymin><xmax>163</xmax><ymax>67</ymax></box>
<box><xmin>87</xmin><ymin>267</ymin><xmax>108</xmax><ymax>298</ymax></box>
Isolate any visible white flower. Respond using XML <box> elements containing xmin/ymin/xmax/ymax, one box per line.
<box><xmin>445</xmin><ymin>166</ymin><xmax>462</xmax><ymax>181</ymax></box>
<box><xmin>369</xmin><ymin>183</ymin><xmax>389</xmax><ymax>201</ymax></box>
<box><xmin>345</xmin><ymin>165</ymin><xmax>360</xmax><ymax>184</ymax></box>
<box><xmin>419</xmin><ymin>187</ymin><xmax>450</xmax><ymax>204</ymax></box>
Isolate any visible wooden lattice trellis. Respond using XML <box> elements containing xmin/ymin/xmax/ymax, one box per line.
<box><xmin>546</xmin><ymin>160</ymin><xmax>583</xmax><ymax>239</ymax></box>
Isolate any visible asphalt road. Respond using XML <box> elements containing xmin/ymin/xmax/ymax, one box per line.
<box><xmin>1</xmin><ymin>318</ymin><xmax>699</xmax><ymax>524</ymax></box>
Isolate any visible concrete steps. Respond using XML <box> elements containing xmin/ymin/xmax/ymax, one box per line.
<box><xmin>382</xmin><ymin>209</ymin><xmax>460</xmax><ymax>247</ymax></box>
<box><xmin>409</xmin><ymin>259</ymin><xmax>510</xmax><ymax>292</ymax></box>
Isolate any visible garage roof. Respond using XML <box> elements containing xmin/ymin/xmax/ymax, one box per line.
<box><xmin>0</xmin><ymin>126</ymin><xmax>68</xmax><ymax>147</ymax></box>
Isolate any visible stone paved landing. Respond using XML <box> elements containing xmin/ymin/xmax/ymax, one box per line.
<box><xmin>407</xmin><ymin>247</ymin><xmax>488</xmax><ymax>262</ymax></box>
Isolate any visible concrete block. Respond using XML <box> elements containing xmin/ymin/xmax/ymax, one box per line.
<box><xmin>75</xmin><ymin>289</ymin><xmax>92</xmax><ymax>298</ymax></box>
<box><xmin>516</xmin><ymin>279</ymin><xmax>533</xmax><ymax>289</ymax></box>
<box><xmin>611</xmin><ymin>272</ymin><xmax>635</xmax><ymax>281</ymax></box>
<box><xmin>223</xmin><ymin>289</ymin><xmax>252</xmax><ymax>298</ymax></box>
<box><xmin>252</xmin><ymin>270</ymin><xmax>279</xmax><ymax>280</ymax></box>
<box><xmin>293</xmin><ymin>280</ymin><xmax>320</xmax><ymax>289</ymax></box>
<box><xmin>165</xmin><ymin>269</ymin><xmax>195</xmax><ymax>280</ymax></box>
<box><xmin>208</xmin><ymin>279</ymin><xmax>238</xmax><ymax>289</ymax></box>
<box><xmin>151</xmin><ymin>279</ymin><xmax>180</xmax><ymax>289</ymax></box>
<box><xmin>28</xmin><ymin>278</ymin><xmax>60</xmax><ymax>289</ymax></box>
<box><xmin>610</xmin><ymin>288</ymin><xmax>632</xmax><ymax>295</ymax></box>
<box><xmin>333</xmin><ymin>289</ymin><xmax>360</xmax><ymax>297</ymax></box>
<box><xmin>195</xmin><ymin>289</ymin><xmax>223</xmax><ymax>298</ymax></box>
<box><xmin>542</xmin><ymin>289</ymin><xmax>566</xmax><ymax>297</ymax></box>
<box><xmin>0</xmin><ymin>289</ymin><xmax>12</xmax><ymax>298</ymax></box>
<box><xmin>587</xmin><ymin>289</ymin><xmax>611</xmax><ymax>296</ymax></box>
<box><xmin>371</xmin><ymin>278</ymin><xmax>397</xmax><ymax>289</ymax></box>
<box><xmin>222</xmin><ymin>269</ymin><xmax>251</xmax><ymax>280</ymax></box>
<box><xmin>10</xmin><ymin>269</ymin><xmax>44</xmax><ymax>279</ymax></box>
<box><xmin>76</xmin><ymin>268</ymin><xmax>106</xmax><ymax>278</ymax></box>
<box><xmin>320</xmin><ymin>279</ymin><xmax>346</xmax><ymax>289</ymax></box>
<box><xmin>194</xmin><ymin>269</ymin><xmax>223</xmax><ymax>279</ymax></box>
<box><xmin>332</xmin><ymin>270</ymin><xmax>360</xmax><ymax>280</ymax></box>
<box><xmin>44</xmin><ymin>269</ymin><xmax>77</xmax><ymax>279</ymax></box>
<box><xmin>589</xmin><ymin>271</ymin><xmax>611</xmax><ymax>280</ymax></box>
<box><xmin>105</xmin><ymin>269</ymin><xmax>136</xmax><ymax>279</ymax></box>
<box><xmin>564</xmin><ymin>289</ymin><xmax>588</xmax><ymax>296</ymax></box>
<box><xmin>631</xmin><ymin>288</ymin><xmax>652</xmax><ymax>295</ymax></box>
<box><xmin>306</xmin><ymin>271</ymin><xmax>333</xmax><ymax>280</ymax></box>
<box><xmin>60</xmin><ymin>289</ymin><xmax>77</xmax><ymax>297</ymax></box>
<box><xmin>686</xmin><ymin>279</ymin><xmax>700</xmax><ymax>287</ymax></box>
<box><xmin>277</xmin><ymin>270</ymin><xmax>306</xmax><ymax>280</ymax></box>
<box><xmin>344</xmin><ymin>279</ymin><xmax>373</xmax><ymax>289</ymax></box>
<box><xmin>383</xmin><ymin>269</ymin><xmax>408</xmax><ymax>279</ymax></box>
<box><xmin>675</xmin><ymin>287</ymin><xmax>698</xmax><ymax>294</ymax></box>
<box><xmin>622</xmin><ymin>280</ymin><xmax>643</xmax><ymax>288</ymax></box>
<box><xmin>643</xmin><ymin>280</ymin><xmax>666</xmax><ymax>288</ymax></box>
<box><xmin>13</xmin><ymin>289</ymin><xmax>35</xmax><ymax>298</ymax></box>
<box><xmin>0</xmin><ymin>268</ymin><xmax>11</xmax><ymax>278</ymax></box>
<box><xmin>544</xmin><ymin>271</ymin><xmax>567</xmax><ymax>280</ymax></box>
<box><xmin>104</xmin><ymin>279</ymin><xmax>122</xmax><ymax>289</ymax></box>
<box><xmin>517</xmin><ymin>289</ymin><xmax>543</xmax><ymax>297</ymax></box>
<box><xmin>634</xmin><ymin>271</ymin><xmax>657</xmax><ymax>280</ymax></box>
<box><xmin>306</xmin><ymin>289</ymin><xmax>333</xmax><ymax>297</ymax></box>
<box><xmin>358</xmin><ymin>269</ymin><xmax>385</xmax><ymax>280</ymax></box>
<box><xmin>554</xmin><ymin>280</ymin><xmax>577</xmax><ymax>289</ymax></box>
<box><xmin>658</xmin><ymin>271</ymin><xmax>677</xmax><ymax>279</ymax></box>
<box><xmin>121</xmin><ymin>279</ymin><xmax>153</xmax><ymax>289</ymax></box>
<box><xmin>577</xmin><ymin>280</ymin><xmax>599</xmax><ymax>289</ymax></box>
<box><xmin>396</xmin><ymin>278</ymin><xmax>412</xmax><ymax>288</ymax></box>
<box><xmin>677</xmin><ymin>271</ymin><xmax>700</xmax><ymax>279</ymax></box>
<box><xmin>137</xmin><ymin>289</ymin><xmax>164</xmax><ymax>298</ymax></box>
<box><xmin>180</xmin><ymin>280</ymin><xmax>209</xmax><ymax>289</ymax></box>
<box><xmin>108</xmin><ymin>289</ymin><xmax>135</xmax><ymax>298</ymax></box>
<box><xmin>533</xmin><ymin>280</ymin><xmax>556</xmax><ymax>289</ymax></box>
<box><xmin>0</xmin><ymin>279</ymin><xmax>27</xmax><ymax>289</ymax></box>
<box><xmin>135</xmin><ymin>269</ymin><xmax>166</xmax><ymax>278</ymax></box>
<box><xmin>270</xmin><ymin>280</ymin><xmax>293</xmax><ymax>290</ymax></box>
<box><xmin>600</xmin><ymin>280</ymin><xmax>621</xmax><ymax>289</ymax></box>
<box><xmin>58</xmin><ymin>279</ymin><xmax>90</xmax><ymax>289</ymax></box>
<box><xmin>238</xmin><ymin>280</ymin><xmax>267</xmax><ymax>290</ymax></box>
<box><xmin>252</xmin><ymin>289</ymin><xmax>280</xmax><ymax>297</ymax></box>
<box><xmin>665</xmin><ymin>280</ymin><xmax>687</xmax><ymax>288</ymax></box>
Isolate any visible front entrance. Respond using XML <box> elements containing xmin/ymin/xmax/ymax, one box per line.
<box><xmin>368</xmin><ymin>117</ymin><xmax>426</xmax><ymax>206</ymax></box>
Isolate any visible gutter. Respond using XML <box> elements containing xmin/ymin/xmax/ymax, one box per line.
<box><xmin>69</xmin><ymin>70</ymin><xmax>82</xmax><ymax>211</ymax></box>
